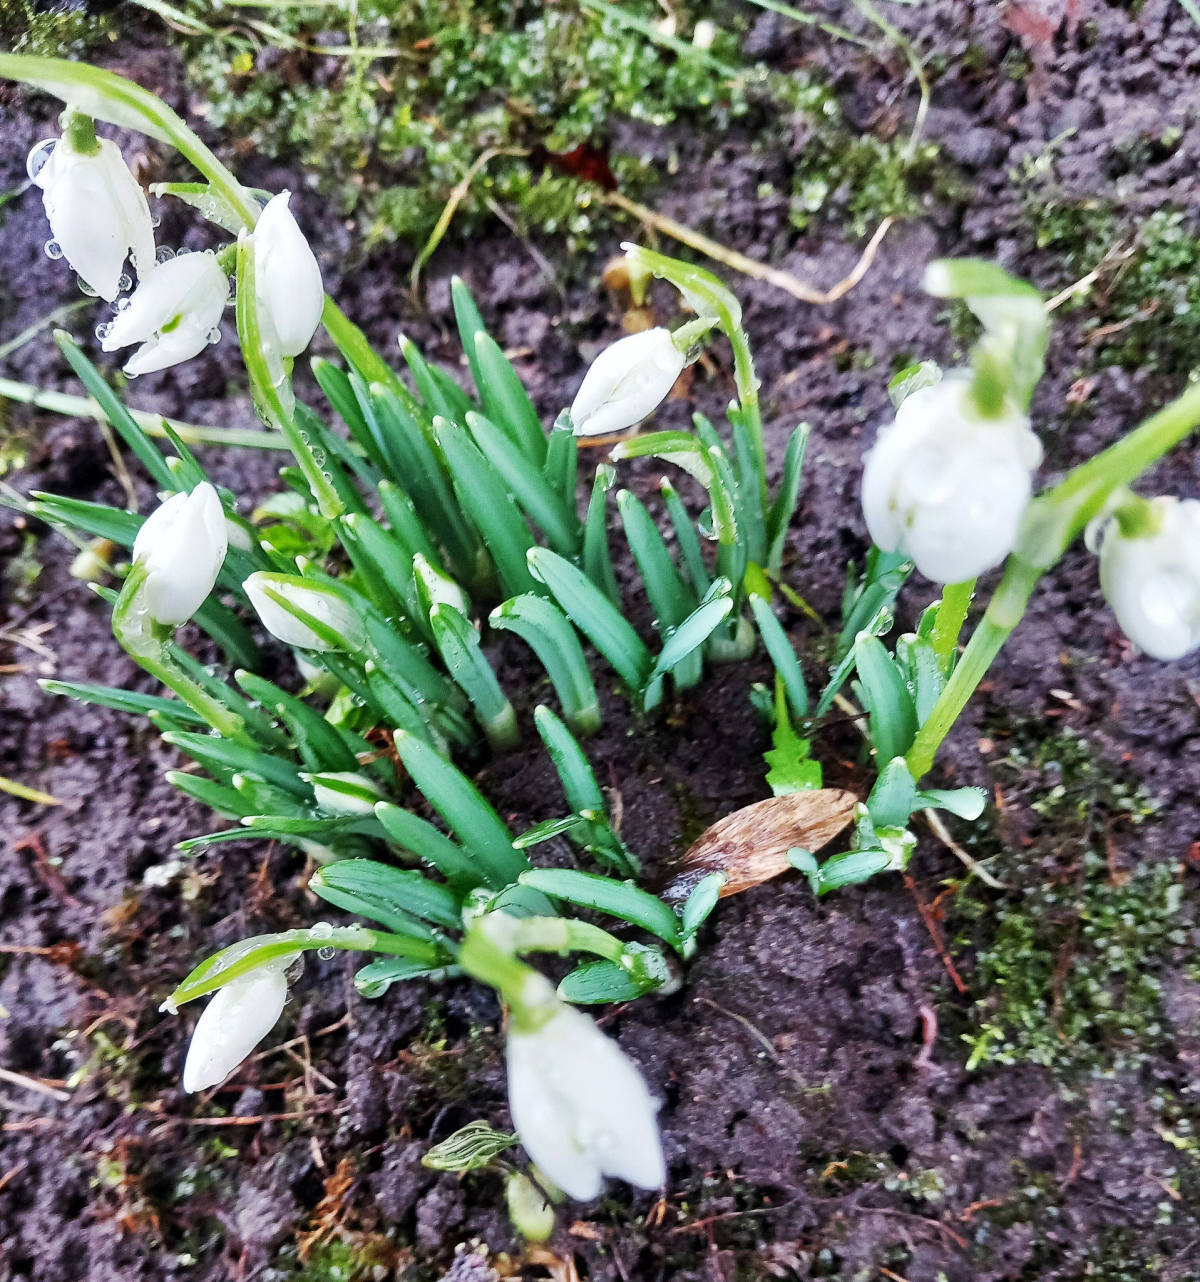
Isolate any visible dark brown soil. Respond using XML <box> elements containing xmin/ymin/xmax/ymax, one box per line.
<box><xmin>2</xmin><ymin>4</ymin><xmax>1200</xmax><ymax>1280</ymax></box>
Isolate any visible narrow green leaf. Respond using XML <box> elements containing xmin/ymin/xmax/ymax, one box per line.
<box><xmin>518</xmin><ymin>868</ymin><xmax>682</xmax><ymax>949</ymax></box>
<box><xmin>311</xmin><ymin>859</ymin><xmax>462</xmax><ymax>931</ymax></box>
<box><xmin>816</xmin><ymin>849</ymin><xmax>893</xmax><ymax>894</ymax></box>
<box><xmin>40</xmin><ymin>679</ymin><xmax>207</xmax><ymax>727</ymax></box>
<box><xmin>583</xmin><ymin>464</ymin><xmax>620</xmax><ymax>605</ymax></box>
<box><xmin>430</xmin><ymin>603</ymin><xmax>518</xmax><ymax>751</ymax></box>
<box><xmin>649</xmin><ymin>592</ymin><xmax>733</xmax><ymax>681</ymax></box>
<box><xmin>451</xmin><ymin>276</ymin><xmax>490</xmax><ymax>404</ymax></box>
<box><xmin>165</xmin><ymin>769</ymin><xmax>255</xmax><ymax>819</ymax></box>
<box><xmin>341</xmin><ymin>512</ymin><xmax>424</xmax><ymax>633</ymax></box>
<box><xmin>854</xmin><ymin>635</ymin><xmax>919</xmax><ymax>763</ymax></box>
<box><xmin>681</xmin><ymin>871</ymin><xmax>726</xmax><ymax>936</ymax></box>
<box><xmin>544</xmin><ymin>422</ymin><xmax>578</xmax><ymax>523</ymax></box>
<box><xmin>491</xmin><ymin>597</ymin><xmax>600</xmax><ymax>736</ymax></box>
<box><xmin>511</xmin><ymin>815</ymin><xmax>588</xmax><ymax>848</ymax></box>
<box><xmin>28</xmin><ymin>492</ymin><xmax>141</xmax><ymax>547</ymax></box>
<box><xmin>661</xmin><ymin>479</ymin><xmax>711</xmax><ymax>595</ymax></box>
<box><xmin>618</xmin><ymin>489</ymin><xmax>698</xmax><ymax>678</ymax></box>
<box><xmin>766</xmin><ymin>423</ymin><xmax>810</xmax><ymax>573</ymax></box>
<box><xmin>558</xmin><ymin>960</ymin><xmax>648</xmax><ymax>1004</ymax></box>
<box><xmin>527</xmin><ymin>547</ymin><xmax>654</xmax><ymax>692</ymax></box>
<box><xmin>867</xmin><ymin>757</ymin><xmax>918</xmax><ymax>829</ymax></box>
<box><xmin>916</xmin><ymin>787</ymin><xmax>986</xmax><ymax>820</ymax></box>
<box><xmin>533</xmin><ymin>705</ymin><xmax>605</xmax><ymax>816</ymax></box>
<box><xmin>399</xmin><ymin>334</ymin><xmax>472</xmax><ymax>425</ymax></box>
<box><xmin>474</xmin><ymin>331</ymin><xmax>547</xmax><ymax>465</ymax></box>
<box><xmin>235</xmin><ymin>672</ymin><xmax>359</xmax><ymax>773</ymax></box>
<box><xmin>374</xmin><ymin>801</ymin><xmax>485</xmax><ymax>887</ymax></box>
<box><xmin>393</xmin><ymin>731</ymin><xmax>527</xmax><ymax>886</ymax></box>
<box><xmin>161</xmin><ymin>730</ymin><xmax>311</xmax><ymax>798</ymax></box>
<box><xmin>749</xmin><ymin>593</ymin><xmax>807</xmax><ymax>719</ymax></box>
<box><xmin>356</xmin><ymin>955</ymin><xmax>450</xmax><ymax>997</ymax></box>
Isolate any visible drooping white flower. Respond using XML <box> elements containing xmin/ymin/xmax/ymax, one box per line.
<box><xmin>243</xmin><ymin>572</ymin><xmax>366</xmax><ymax>652</ymax></box>
<box><xmin>182</xmin><ymin>963</ymin><xmax>289</xmax><ymax>1093</ymax></box>
<box><xmin>101</xmin><ymin>251</ymin><xmax>229</xmax><ymax>376</ymax></box>
<box><xmin>132</xmin><ymin>482</ymin><xmax>228</xmax><ymax>626</ymax></box>
<box><xmin>570</xmin><ymin>328</ymin><xmax>686</xmax><ymax>437</ymax></box>
<box><xmin>1098</xmin><ymin>496</ymin><xmax>1200</xmax><ymax>661</ymax></box>
<box><xmin>29</xmin><ymin>132</ymin><xmax>156</xmax><ymax>302</ymax></box>
<box><xmin>305</xmin><ymin>770</ymin><xmax>385</xmax><ymax>816</ymax></box>
<box><xmin>507</xmin><ymin>972</ymin><xmax>666</xmax><ymax>1200</ymax></box>
<box><xmin>253</xmin><ymin>192</ymin><xmax>324</xmax><ymax>359</ymax></box>
<box><xmin>861</xmin><ymin>374</ymin><xmax>1043</xmax><ymax>584</ymax></box>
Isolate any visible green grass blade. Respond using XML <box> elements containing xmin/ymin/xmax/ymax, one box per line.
<box><xmin>374</xmin><ymin>801</ymin><xmax>485</xmax><ymax>888</ymax></box>
<box><xmin>39</xmin><ymin>679</ymin><xmax>207</xmax><ymax>727</ymax></box>
<box><xmin>161</xmin><ymin>730</ymin><xmax>311</xmax><ymax>799</ymax></box>
<box><xmin>311</xmin><ymin>859</ymin><xmax>462</xmax><ymax>931</ymax></box>
<box><xmin>748</xmin><ymin>593</ymin><xmax>808</xmax><ymax>718</ymax></box>
<box><xmin>518</xmin><ymin>868</ymin><xmax>681</xmax><ymax>950</ymax></box>
<box><xmin>235</xmin><ymin>671</ymin><xmax>359</xmax><ymax>773</ymax></box>
<box><xmin>649</xmin><ymin>592</ymin><xmax>733</xmax><ymax>681</ymax></box>
<box><xmin>766</xmin><ymin>423</ymin><xmax>810</xmax><ymax>573</ymax></box>
<box><xmin>429</xmin><ymin>603</ymin><xmax>518</xmax><ymax>751</ymax></box>
<box><xmin>533</xmin><ymin>704</ymin><xmax>605</xmax><ymax>816</ymax></box>
<box><xmin>854</xmin><ymin>634</ymin><xmax>919</xmax><ymax>762</ymax></box>
<box><xmin>473</xmin><ymin>331</ymin><xmax>547</xmax><ymax>465</ymax></box>
<box><xmin>661</xmin><ymin>479</ymin><xmax>711</xmax><ymax>595</ymax></box>
<box><xmin>583</xmin><ymin>464</ymin><xmax>620</xmax><ymax>605</ymax></box>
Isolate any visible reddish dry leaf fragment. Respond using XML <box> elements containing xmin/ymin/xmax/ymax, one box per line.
<box><xmin>660</xmin><ymin>789</ymin><xmax>857</xmax><ymax>903</ymax></box>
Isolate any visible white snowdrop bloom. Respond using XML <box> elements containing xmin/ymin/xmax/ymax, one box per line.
<box><xmin>30</xmin><ymin>131</ymin><xmax>156</xmax><ymax>302</ymax></box>
<box><xmin>101</xmin><ymin>251</ymin><xmax>229</xmax><ymax>376</ymax></box>
<box><xmin>182</xmin><ymin>964</ymin><xmax>289</xmax><ymax>1093</ymax></box>
<box><xmin>507</xmin><ymin>972</ymin><xmax>666</xmax><ymax>1200</ymax></box>
<box><xmin>1098</xmin><ymin>496</ymin><xmax>1200</xmax><ymax>661</ymax></box>
<box><xmin>305</xmin><ymin>771</ymin><xmax>385</xmax><ymax>816</ymax></box>
<box><xmin>131</xmin><ymin>482</ymin><xmax>227</xmax><ymax>626</ymax></box>
<box><xmin>861</xmin><ymin>374</ymin><xmax>1043</xmax><ymax>584</ymax></box>
<box><xmin>243</xmin><ymin>572</ymin><xmax>366</xmax><ymax>652</ymax></box>
<box><xmin>570</xmin><ymin>328</ymin><xmax>686</xmax><ymax>437</ymax></box>
<box><xmin>253</xmin><ymin>192</ymin><xmax>324</xmax><ymax>358</ymax></box>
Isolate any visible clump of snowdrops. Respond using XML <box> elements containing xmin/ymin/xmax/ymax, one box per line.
<box><xmin>4</xmin><ymin>51</ymin><xmax>1200</xmax><ymax>1222</ymax></box>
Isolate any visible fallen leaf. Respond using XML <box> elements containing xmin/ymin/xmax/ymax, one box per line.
<box><xmin>659</xmin><ymin>789</ymin><xmax>857</xmax><ymax>902</ymax></box>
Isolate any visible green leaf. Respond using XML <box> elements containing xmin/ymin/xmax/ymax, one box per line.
<box><xmin>234</xmin><ymin>672</ymin><xmax>359</xmax><ymax>774</ymax></box>
<box><xmin>527</xmin><ymin>547</ymin><xmax>654</xmax><ymax>692</ymax></box>
<box><xmin>422</xmin><ymin>1119</ymin><xmax>517</xmax><ymax>1172</ymax></box>
<box><xmin>40</xmin><ymin>679</ymin><xmax>207</xmax><ymax>727</ymax></box>
<box><xmin>27</xmin><ymin>492</ymin><xmax>141</xmax><ymax>547</ymax></box>
<box><xmin>340</xmin><ymin>512</ymin><xmax>424</xmax><ymax>634</ymax></box>
<box><xmin>867</xmin><ymin>757</ymin><xmax>918</xmax><ymax>829</ymax></box>
<box><xmin>544</xmin><ymin>419</ymin><xmax>578</xmax><ymax>519</ymax></box>
<box><xmin>766</xmin><ymin>423</ymin><xmax>810</xmax><ymax>573</ymax></box>
<box><xmin>854</xmin><ymin>634</ymin><xmax>920</xmax><ymax>763</ymax></box>
<box><xmin>532</xmin><ymin>705</ymin><xmax>604</xmax><ymax>816</ymax></box>
<box><xmin>583</xmin><ymin>464</ymin><xmax>620</xmax><ymax>605</ymax></box>
<box><xmin>681</xmin><ymin>871</ymin><xmax>726</xmax><ymax>936</ymax></box>
<box><xmin>160</xmin><ymin>729</ymin><xmax>311</xmax><ymax>799</ymax></box>
<box><xmin>660</xmin><ymin>479</ymin><xmax>711</xmax><ymax>596</ymax></box>
<box><xmin>473</xmin><ymin>331</ymin><xmax>547</xmax><ymax>465</ymax></box>
<box><xmin>355</xmin><ymin>955</ymin><xmax>450</xmax><ymax>997</ymax></box>
<box><xmin>451</xmin><ymin>277</ymin><xmax>491</xmax><ymax>405</ymax></box>
<box><xmin>165</xmin><ymin>769</ymin><xmax>255</xmax><ymax>819</ymax></box>
<box><xmin>393</xmin><ymin>731</ymin><xmax>527</xmax><ymax>886</ymax></box>
<box><xmin>466</xmin><ymin>411</ymin><xmax>580</xmax><ymax>556</ymax></box>
<box><xmin>916</xmin><ymin>787</ymin><xmax>986</xmax><ymax>820</ymax></box>
<box><xmin>557</xmin><ymin>960</ymin><xmax>650</xmax><ymax>1004</ymax></box>
<box><xmin>837</xmin><ymin>548</ymin><xmax>911</xmax><ymax>661</ymax></box>
<box><xmin>895</xmin><ymin>633</ymin><xmax>945</xmax><ymax>725</ymax></box>
<box><xmin>611</xmin><ymin>430</ymin><xmax>715</xmax><ymax>488</ymax></box>
<box><xmin>749</xmin><ymin>593</ymin><xmax>807</xmax><ymax>719</ymax></box>
<box><xmin>764</xmin><ymin>675</ymin><xmax>822</xmax><ymax>794</ymax></box>
<box><xmin>649</xmin><ymin>590</ymin><xmax>733</xmax><ymax>682</ymax></box>
<box><xmin>815</xmin><ymin>849</ymin><xmax>893</xmax><ymax>894</ymax></box>
<box><xmin>887</xmin><ymin>360</ymin><xmax>942</xmax><ymax>410</ymax></box>
<box><xmin>399</xmin><ymin>334</ymin><xmax>472</xmax><ymax>425</ymax></box>
<box><xmin>374</xmin><ymin>801</ymin><xmax>485</xmax><ymax>887</ymax></box>
<box><xmin>490</xmin><ymin>597</ymin><xmax>600</xmax><ymax>737</ymax></box>
<box><xmin>311</xmin><ymin>859</ymin><xmax>462</xmax><ymax>931</ymax></box>
<box><xmin>511</xmin><ymin>815</ymin><xmax>588</xmax><ymax>848</ymax></box>
<box><xmin>518</xmin><ymin>868</ymin><xmax>681</xmax><ymax>949</ymax></box>
<box><xmin>436</xmin><ymin>416</ymin><xmax>538</xmax><ymax>598</ymax></box>
<box><xmin>429</xmin><ymin>603</ymin><xmax>518</xmax><ymax>751</ymax></box>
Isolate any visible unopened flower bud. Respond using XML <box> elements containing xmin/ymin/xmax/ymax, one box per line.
<box><xmin>182</xmin><ymin>963</ymin><xmax>290</xmax><ymax>1093</ymax></box>
<box><xmin>243</xmin><ymin>572</ymin><xmax>366</xmax><ymax>652</ymax></box>
<box><xmin>570</xmin><ymin>328</ymin><xmax>686</xmax><ymax>437</ymax></box>
<box><xmin>861</xmin><ymin>374</ymin><xmax>1043</xmax><ymax>583</ymax></box>
<box><xmin>132</xmin><ymin>482</ymin><xmax>227</xmax><ymax>626</ymax></box>
<box><xmin>253</xmin><ymin>192</ymin><xmax>324</xmax><ymax>359</ymax></box>
<box><xmin>304</xmin><ymin>770</ymin><xmax>385</xmax><ymax>816</ymax></box>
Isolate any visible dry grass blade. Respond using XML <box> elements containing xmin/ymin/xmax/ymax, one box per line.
<box><xmin>660</xmin><ymin>789</ymin><xmax>857</xmax><ymax>901</ymax></box>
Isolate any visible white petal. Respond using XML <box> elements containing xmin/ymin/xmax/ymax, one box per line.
<box><xmin>255</xmin><ymin>193</ymin><xmax>324</xmax><ymax>358</ymax></box>
<box><xmin>244</xmin><ymin>573</ymin><xmax>365</xmax><ymax>651</ymax></box>
<box><xmin>136</xmin><ymin>483</ymin><xmax>228</xmax><ymax>625</ymax></box>
<box><xmin>571</xmin><ymin>329</ymin><xmax>685</xmax><ymax>436</ymax></box>
<box><xmin>182</xmin><ymin>966</ymin><xmax>288</xmax><ymax>1093</ymax></box>
<box><xmin>38</xmin><ymin>143</ymin><xmax>133</xmax><ymax>302</ymax></box>
<box><xmin>103</xmin><ymin>253</ymin><xmax>228</xmax><ymax>356</ymax></box>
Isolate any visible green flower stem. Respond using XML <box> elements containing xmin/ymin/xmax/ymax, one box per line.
<box><xmin>61</xmin><ymin>107</ymin><xmax>99</xmax><ymax>156</ymax></box>
<box><xmin>1111</xmin><ymin>490</ymin><xmax>1162</xmax><ymax>539</ymax></box>
<box><xmin>112</xmin><ymin>563</ymin><xmax>251</xmax><ymax>744</ymax></box>
<box><xmin>929</xmin><ymin>578</ymin><xmax>975</xmax><ymax>673</ymax></box>
<box><xmin>458</xmin><ymin>918</ymin><xmax>561</xmax><ymax>1034</ymax></box>
<box><xmin>320</xmin><ymin>297</ymin><xmax>406</xmax><ymax>396</ymax></box>
<box><xmin>502</xmin><ymin>916</ymin><xmax>629</xmax><ymax>967</ymax></box>
<box><xmin>905</xmin><ymin>559</ymin><xmax>1038</xmax><ymax>781</ymax></box>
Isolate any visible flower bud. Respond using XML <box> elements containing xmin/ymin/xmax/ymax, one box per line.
<box><xmin>243</xmin><ymin>572</ymin><xmax>366</xmax><ymax>652</ymax></box>
<box><xmin>304</xmin><ymin>770</ymin><xmax>385</xmax><ymax>816</ymax></box>
<box><xmin>182</xmin><ymin>963</ymin><xmax>289</xmax><ymax>1093</ymax></box>
<box><xmin>101</xmin><ymin>251</ymin><xmax>230</xmax><ymax>376</ymax></box>
<box><xmin>253</xmin><ymin>192</ymin><xmax>324</xmax><ymax>359</ymax></box>
<box><xmin>507</xmin><ymin>972</ymin><xmax>665</xmax><ymax>1200</ymax></box>
<box><xmin>861</xmin><ymin>374</ymin><xmax>1043</xmax><ymax>584</ymax></box>
<box><xmin>132</xmin><ymin>482</ymin><xmax>228</xmax><ymax>626</ymax></box>
<box><xmin>570</xmin><ymin>328</ymin><xmax>686</xmax><ymax>437</ymax></box>
<box><xmin>1098</xmin><ymin>496</ymin><xmax>1200</xmax><ymax>661</ymax></box>
<box><xmin>29</xmin><ymin>130</ymin><xmax>156</xmax><ymax>302</ymax></box>
<box><xmin>413</xmin><ymin>553</ymin><xmax>471</xmax><ymax>617</ymax></box>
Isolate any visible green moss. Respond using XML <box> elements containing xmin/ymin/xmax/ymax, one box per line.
<box><xmin>0</xmin><ymin>0</ymin><xmax>113</xmax><ymax>57</ymax></box>
<box><xmin>956</xmin><ymin>727</ymin><xmax>1187</xmax><ymax>1075</ymax></box>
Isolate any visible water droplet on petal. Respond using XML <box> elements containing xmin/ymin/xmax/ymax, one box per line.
<box><xmin>317</xmin><ymin>946</ymin><xmax>335</xmax><ymax>961</ymax></box>
<box><xmin>95</xmin><ymin>322</ymin><xmax>112</xmax><ymax>341</ymax></box>
<box><xmin>150</xmin><ymin>212</ymin><xmax>162</xmax><ymax>229</ymax></box>
<box><xmin>175</xmin><ymin>246</ymin><xmax>191</xmax><ymax>256</ymax></box>
<box><xmin>116</xmin><ymin>297</ymin><xmax>131</xmax><ymax>312</ymax></box>
<box><xmin>118</xmin><ymin>272</ymin><xmax>133</xmax><ymax>293</ymax></box>
<box><xmin>78</xmin><ymin>278</ymin><xmax>98</xmax><ymax>297</ymax></box>
<box><xmin>26</xmin><ymin>138</ymin><xmax>56</xmax><ymax>182</ymax></box>
<box><xmin>44</xmin><ymin>239</ymin><xmax>63</xmax><ymax>260</ymax></box>
<box><xmin>207</xmin><ymin>327</ymin><xmax>221</xmax><ymax>344</ymax></box>
<box><xmin>156</xmin><ymin>245</ymin><xmax>176</xmax><ymax>264</ymax></box>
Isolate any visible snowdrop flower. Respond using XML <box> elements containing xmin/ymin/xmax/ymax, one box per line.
<box><xmin>253</xmin><ymin>192</ymin><xmax>324</xmax><ymax>358</ymax></box>
<box><xmin>861</xmin><ymin>374</ymin><xmax>1043</xmax><ymax>584</ymax></box>
<box><xmin>507</xmin><ymin>971</ymin><xmax>666</xmax><ymax>1200</ymax></box>
<box><xmin>132</xmin><ymin>482</ymin><xmax>227</xmax><ymax>626</ymax></box>
<box><xmin>29</xmin><ymin>126</ymin><xmax>155</xmax><ymax>302</ymax></box>
<box><xmin>1098</xmin><ymin>496</ymin><xmax>1200</xmax><ymax>661</ymax></box>
<box><xmin>243</xmin><ymin>572</ymin><xmax>366</xmax><ymax>652</ymax></box>
<box><xmin>304</xmin><ymin>771</ymin><xmax>385</xmax><ymax>816</ymax></box>
<box><xmin>413</xmin><ymin>553</ymin><xmax>470</xmax><ymax>616</ymax></box>
<box><xmin>570</xmin><ymin>328</ymin><xmax>686</xmax><ymax>436</ymax></box>
<box><xmin>182</xmin><ymin>963</ymin><xmax>290</xmax><ymax>1093</ymax></box>
<box><xmin>101</xmin><ymin>251</ymin><xmax>230</xmax><ymax>376</ymax></box>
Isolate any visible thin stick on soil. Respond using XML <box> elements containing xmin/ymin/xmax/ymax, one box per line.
<box><xmin>695</xmin><ymin>996</ymin><xmax>809</xmax><ymax>1089</ymax></box>
<box><xmin>923</xmin><ymin>808</ymin><xmax>1007</xmax><ymax>890</ymax></box>
<box><xmin>606</xmin><ymin>191</ymin><xmax>894</xmax><ymax>306</ymax></box>
<box><xmin>903</xmin><ymin>873</ymin><xmax>968</xmax><ymax>995</ymax></box>
<box><xmin>0</xmin><ymin>1067</ymin><xmax>70</xmax><ymax>1102</ymax></box>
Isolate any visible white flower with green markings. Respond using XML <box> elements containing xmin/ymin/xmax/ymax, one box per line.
<box><xmin>243</xmin><ymin>572</ymin><xmax>366</xmax><ymax>652</ymax></box>
<box><xmin>253</xmin><ymin>191</ymin><xmax>324</xmax><ymax>359</ymax></box>
<box><xmin>305</xmin><ymin>770</ymin><xmax>385</xmax><ymax>816</ymax></box>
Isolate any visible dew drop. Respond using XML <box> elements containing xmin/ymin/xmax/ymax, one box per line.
<box><xmin>44</xmin><ymin>239</ymin><xmax>63</xmax><ymax>260</ymax></box>
<box><xmin>308</xmin><ymin>920</ymin><xmax>334</xmax><ymax>940</ymax></box>
<box><xmin>95</xmin><ymin>322</ymin><xmax>112</xmax><ymax>342</ymax></box>
<box><xmin>207</xmin><ymin>327</ymin><xmax>222</xmax><ymax>344</ymax></box>
<box><xmin>118</xmin><ymin>272</ymin><xmax>133</xmax><ymax>293</ymax></box>
<box><xmin>156</xmin><ymin>245</ymin><xmax>176</xmax><ymax>264</ymax></box>
<box><xmin>150</xmin><ymin>212</ymin><xmax>162</xmax><ymax>229</ymax></box>
<box><xmin>317</xmin><ymin>946</ymin><xmax>335</xmax><ymax>961</ymax></box>
<box><xmin>116</xmin><ymin>297</ymin><xmax>131</xmax><ymax>312</ymax></box>
<box><xmin>26</xmin><ymin>138</ymin><xmax>56</xmax><ymax>182</ymax></box>
<box><xmin>322</xmin><ymin>472</ymin><xmax>334</xmax><ymax>483</ymax></box>
<box><xmin>175</xmin><ymin>246</ymin><xmax>191</xmax><ymax>257</ymax></box>
<box><xmin>77</xmin><ymin>278</ymin><xmax>98</xmax><ymax>297</ymax></box>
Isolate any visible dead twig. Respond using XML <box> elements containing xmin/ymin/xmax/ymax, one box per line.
<box><xmin>607</xmin><ymin>190</ymin><xmax>894</xmax><ymax>306</ymax></box>
<box><xmin>923</xmin><ymin>808</ymin><xmax>1007</xmax><ymax>890</ymax></box>
<box><xmin>695</xmin><ymin>997</ymin><xmax>809</xmax><ymax>1089</ymax></box>
<box><xmin>0</xmin><ymin>1067</ymin><xmax>70</xmax><ymax>1102</ymax></box>
<box><xmin>913</xmin><ymin>1003</ymin><xmax>937</xmax><ymax>1070</ymax></box>
<box><xmin>903</xmin><ymin>873</ymin><xmax>968</xmax><ymax>995</ymax></box>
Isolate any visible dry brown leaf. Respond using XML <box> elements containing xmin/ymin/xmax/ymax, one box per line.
<box><xmin>659</xmin><ymin>789</ymin><xmax>857</xmax><ymax>902</ymax></box>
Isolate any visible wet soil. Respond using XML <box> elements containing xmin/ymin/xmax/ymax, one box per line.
<box><xmin>2</xmin><ymin>3</ymin><xmax>1200</xmax><ymax>1280</ymax></box>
